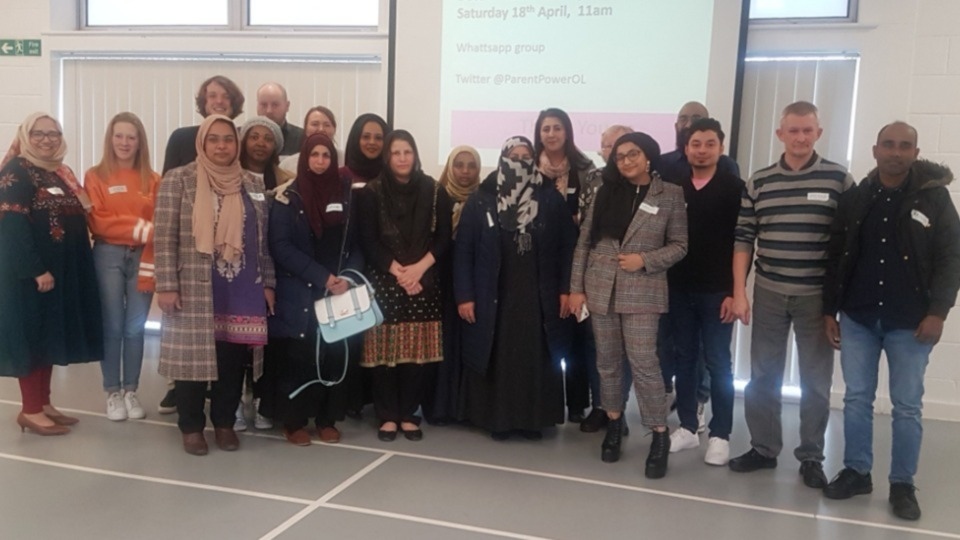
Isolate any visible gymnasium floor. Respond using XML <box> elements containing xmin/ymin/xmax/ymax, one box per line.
<box><xmin>0</xmin><ymin>336</ymin><xmax>957</xmax><ymax>539</ymax></box>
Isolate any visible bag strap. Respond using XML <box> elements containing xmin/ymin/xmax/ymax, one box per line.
<box><xmin>287</xmin><ymin>333</ymin><xmax>349</xmax><ymax>398</ymax></box>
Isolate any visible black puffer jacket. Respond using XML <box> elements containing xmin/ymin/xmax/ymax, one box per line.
<box><xmin>823</xmin><ymin>160</ymin><xmax>960</xmax><ymax>320</ymax></box>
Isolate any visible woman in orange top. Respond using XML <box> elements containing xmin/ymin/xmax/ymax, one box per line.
<box><xmin>85</xmin><ymin>112</ymin><xmax>161</xmax><ymax>422</ymax></box>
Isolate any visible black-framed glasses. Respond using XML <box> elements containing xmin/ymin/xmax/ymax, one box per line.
<box><xmin>29</xmin><ymin>130</ymin><xmax>62</xmax><ymax>142</ymax></box>
<box><xmin>615</xmin><ymin>149</ymin><xmax>644</xmax><ymax>164</ymax></box>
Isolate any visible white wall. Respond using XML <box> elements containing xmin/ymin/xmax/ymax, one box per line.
<box><xmin>0</xmin><ymin>1</ymin><xmax>958</xmax><ymax>418</ymax></box>
<box><xmin>746</xmin><ymin>0</ymin><xmax>960</xmax><ymax>420</ymax></box>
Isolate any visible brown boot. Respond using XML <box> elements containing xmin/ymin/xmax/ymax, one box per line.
<box><xmin>214</xmin><ymin>428</ymin><xmax>239</xmax><ymax>451</ymax></box>
<box><xmin>182</xmin><ymin>432</ymin><xmax>209</xmax><ymax>456</ymax></box>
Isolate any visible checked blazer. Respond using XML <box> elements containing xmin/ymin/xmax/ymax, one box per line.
<box><xmin>570</xmin><ymin>174</ymin><xmax>687</xmax><ymax>315</ymax></box>
<box><xmin>154</xmin><ymin>162</ymin><xmax>275</xmax><ymax>381</ymax></box>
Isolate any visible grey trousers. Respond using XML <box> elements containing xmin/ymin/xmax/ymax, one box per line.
<box><xmin>744</xmin><ymin>285</ymin><xmax>834</xmax><ymax>462</ymax></box>
<box><xmin>591</xmin><ymin>311</ymin><xmax>666</xmax><ymax>427</ymax></box>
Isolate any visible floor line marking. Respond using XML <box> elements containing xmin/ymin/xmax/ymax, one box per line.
<box><xmin>2</xmin><ymin>400</ymin><xmax>955</xmax><ymax>539</ymax></box>
<box><xmin>0</xmin><ymin>451</ymin><xmax>312</xmax><ymax>505</ymax></box>
<box><xmin>259</xmin><ymin>453</ymin><xmax>393</xmax><ymax>540</ymax></box>
<box><xmin>319</xmin><ymin>502</ymin><xmax>553</xmax><ymax>540</ymax></box>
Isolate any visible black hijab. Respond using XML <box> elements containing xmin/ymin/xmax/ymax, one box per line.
<box><xmin>591</xmin><ymin>132</ymin><xmax>661</xmax><ymax>244</ymax></box>
<box><xmin>344</xmin><ymin>113</ymin><xmax>390</xmax><ymax>180</ymax></box>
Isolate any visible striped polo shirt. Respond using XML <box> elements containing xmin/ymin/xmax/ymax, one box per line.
<box><xmin>734</xmin><ymin>153</ymin><xmax>854</xmax><ymax>296</ymax></box>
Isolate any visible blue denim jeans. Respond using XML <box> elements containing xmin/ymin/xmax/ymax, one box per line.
<box><xmin>839</xmin><ymin>313</ymin><xmax>932</xmax><ymax>485</ymax></box>
<box><xmin>669</xmin><ymin>290</ymin><xmax>735</xmax><ymax>438</ymax></box>
<box><xmin>93</xmin><ymin>242</ymin><xmax>153</xmax><ymax>393</ymax></box>
<box><xmin>658</xmin><ymin>313</ymin><xmax>710</xmax><ymax>401</ymax></box>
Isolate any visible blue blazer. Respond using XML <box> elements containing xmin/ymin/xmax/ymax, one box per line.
<box><xmin>453</xmin><ymin>174</ymin><xmax>575</xmax><ymax>375</ymax></box>
<box><xmin>268</xmin><ymin>178</ymin><xmax>363</xmax><ymax>339</ymax></box>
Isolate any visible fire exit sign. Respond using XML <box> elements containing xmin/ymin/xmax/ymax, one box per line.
<box><xmin>0</xmin><ymin>40</ymin><xmax>41</xmax><ymax>56</ymax></box>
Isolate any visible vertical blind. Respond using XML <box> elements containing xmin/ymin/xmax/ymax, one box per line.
<box><xmin>733</xmin><ymin>54</ymin><xmax>859</xmax><ymax>389</ymax></box>
<box><xmin>60</xmin><ymin>55</ymin><xmax>386</xmax><ymax>176</ymax></box>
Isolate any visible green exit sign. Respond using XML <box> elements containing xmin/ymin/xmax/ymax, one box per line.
<box><xmin>0</xmin><ymin>39</ymin><xmax>41</xmax><ymax>57</ymax></box>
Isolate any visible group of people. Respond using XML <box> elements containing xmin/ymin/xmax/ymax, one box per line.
<box><xmin>0</xmin><ymin>74</ymin><xmax>956</xmax><ymax>523</ymax></box>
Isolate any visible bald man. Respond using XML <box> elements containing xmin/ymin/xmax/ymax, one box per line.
<box><xmin>257</xmin><ymin>82</ymin><xmax>304</xmax><ymax>156</ymax></box>
<box><xmin>822</xmin><ymin>122</ymin><xmax>960</xmax><ymax>520</ymax></box>
<box><xmin>659</xmin><ymin>101</ymin><xmax>740</xmax><ymax>183</ymax></box>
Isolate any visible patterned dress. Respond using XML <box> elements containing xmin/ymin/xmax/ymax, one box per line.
<box><xmin>0</xmin><ymin>158</ymin><xmax>102</xmax><ymax>377</ymax></box>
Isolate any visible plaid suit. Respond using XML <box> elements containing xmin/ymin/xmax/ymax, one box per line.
<box><xmin>570</xmin><ymin>175</ymin><xmax>687</xmax><ymax>423</ymax></box>
<box><xmin>154</xmin><ymin>163</ymin><xmax>275</xmax><ymax>382</ymax></box>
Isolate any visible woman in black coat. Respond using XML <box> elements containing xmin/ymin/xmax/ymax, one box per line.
<box><xmin>454</xmin><ymin>136</ymin><xmax>575</xmax><ymax>440</ymax></box>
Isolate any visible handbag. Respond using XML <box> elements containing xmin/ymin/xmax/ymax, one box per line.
<box><xmin>314</xmin><ymin>268</ymin><xmax>384</xmax><ymax>343</ymax></box>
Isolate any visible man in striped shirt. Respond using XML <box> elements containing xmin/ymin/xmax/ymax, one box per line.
<box><xmin>728</xmin><ymin>101</ymin><xmax>854</xmax><ymax>488</ymax></box>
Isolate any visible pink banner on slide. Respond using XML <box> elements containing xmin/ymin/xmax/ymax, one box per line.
<box><xmin>451</xmin><ymin>110</ymin><xmax>677</xmax><ymax>155</ymax></box>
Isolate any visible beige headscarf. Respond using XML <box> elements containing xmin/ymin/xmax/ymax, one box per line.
<box><xmin>3</xmin><ymin>112</ymin><xmax>92</xmax><ymax>211</ymax></box>
<box><xmin>439</xmin><ymin>145</ymin><xmax>481</xmax><ymax>233</ymax></box>
<box><xmin>192</xmin><ymin>114</ymin><xmax>245</xmax><ymax>264</ymax></box>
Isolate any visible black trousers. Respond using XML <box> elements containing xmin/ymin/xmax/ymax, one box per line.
<box><xmin>274</xmin><ymin>336</ymin><xmax>347</xmax><ymax>431</ymax></box>
<box><xmin>371</xmin><ymin>364</ymin><xmax>425</xmax><ymax>425</ymax></box>
<box><xmin>175</xmin><ymin>341</ymin><xmax>249</xmax><ymax>434</ymax></box>
<box><xmin>565</xmin><ymin>320</ymin><xmax>592</xmax><ymax>413</ymax></box>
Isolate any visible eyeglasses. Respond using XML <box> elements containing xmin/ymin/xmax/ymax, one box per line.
<box><xmin>29</xmin><ymin>130</ymin><xmax>62</xmax><ymax>142</ymax></box>
<box><xmin>615</xmin><ymin>149</ymin><xmax>645</xmax><ymax>164</ymax></box>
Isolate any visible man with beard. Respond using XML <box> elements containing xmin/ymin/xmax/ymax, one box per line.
<box><xmin>659</xmin><ymin>101</ymin><xmax>740</xmax><ymax>183</ymax></box>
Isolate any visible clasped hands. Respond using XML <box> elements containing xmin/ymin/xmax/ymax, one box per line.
<box><xmin>390</xmin><ymin>260</ymin><xmax>425</xmax><ymax>296</ymax></box>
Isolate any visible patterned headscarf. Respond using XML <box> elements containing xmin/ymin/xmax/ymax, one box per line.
<box><xmin>496</xmin><ymin>136</ymin><xmax>540</xmax><ymax>254</ymax></box>
<box><xmin>439</xmin><ymin>145</ymin><xmax>481</xmax><ymax>233</ymax></box>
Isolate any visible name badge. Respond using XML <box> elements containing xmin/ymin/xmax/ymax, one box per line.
<box><xmin>108</xmin><ymin>185</ymin><xmax>128</xmax><ymax>195</ymax></box>
<box><xmin>911</xmin><ymin>209</ymin><xmax>931</xmax><ymax>228</ymax></box>
<box><xmin>639</xmin><ymin>202</ymin><xmax>659</xmax><ymax>215</ymax></box>
<box><xmin>566</xmin><ymin>187</ymin><xmax>577</xmax><ymax>195</ymax></box>
<box><xmin>486</xmin><ymin>212</ymin><xmax>495</xmax><ymax>228</ymax></box>
<box><xmin>807</xmin><ymin>192</ymin><xmax>830</xmax><ymax>202</ymax></box>
<box><xmin>46</xmin><ymin>187</ymin><xmax>64</xmax><ymax>196</ymax></box>
<box><xmin>352</xmin><ymin>182</ymin><xmax>367</xmax><ymax>189</ymax></box>
<box><xmin>249</xmin><ymin>192</ymin><xmax>265</xmax><ymax>202</ymax></box>
<box><xmin>325</xmin><ymin>203</ymin><xmax>343</xmax><ymax>213</ymax></box>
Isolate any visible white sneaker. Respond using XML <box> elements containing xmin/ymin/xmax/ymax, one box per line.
<box><xmin>253</xmin><ymin>398</ymin><xmax>273</xmax><ymax>430</ymax></box>
<box><xmin>234</xmin><ymin>403</ymin><xmax>248</xmax><ymax>432</ymax></box>
<box><xmin>123</xmin><ymin>391</ymin><xmax>146</xmax><ymax>419</ymax></box>
<box><xmin>697</xmin><ymin>402</ymin><xmax>707</xmax><ymax>434</ymax></box>
<box><xmin>669</xmin><ymin>427</ymin><xmax>700</xmax><ymax>453</ymax></box>
<box><xmin>106</xmin><ymin>392</ymin><xmax>127</xmax><ymax>421</ymax></box>
<box><xmin>704</xmin><ymin>437</ymin><xmax>730</xmax><ymax>466</ymax></box>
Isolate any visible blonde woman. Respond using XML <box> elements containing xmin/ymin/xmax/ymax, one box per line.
<box><xmin>85</xmin><ymin>112</ymin><xmax>161</xmax><ymax>421</ymax></box>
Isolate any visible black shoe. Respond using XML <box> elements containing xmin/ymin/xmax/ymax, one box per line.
<box><xmin>728</xmin><ymin>448</ymin><xmax>777</xmax><ymax>472</ymax></box>
<box><xmin>824</xmin><ymin>468</ymin><xmax>873</xmax><ymax>499</ymax></box>
<box><xmin>158</xmin><ymin>388</ymin><xmax>177</xmax><ymax>415</ymax></box>
<box><xmin>601</xmin><ymin>416</ymin><xmax>624</xmax><ymax>463</ymax></box>
<box><xmin>345</xmin><ymin>408</ymin><xmax>363</xmax><ymax>420</ymax></box>
<box><xmin>799</xmin><ymin>461</ymin><xmax>828</xmax><ymax>489</ymax></box>
<box><xmin>568</xmin><ymin>408</ymin><xmax>585</xmax><ymax>423</ymax></box>
<box><xmin>402</xmin><ymin>428</ymin><xmax>423</xmax><ymax>441</ymax></box>
<box><xmin>580</xmin><ymin>408</ymin><xmax>609</xmax><ymax>433</ymax></box>
<box><xmin>377</xmin><ymin>427</ymin><xmax>397</xmax><ymax>442</ymax></box>
<box><xmin>491</xmin><ymin>431</ymin><xmax>511</xmax><ymax>441</ymax></box>
<box><xmin>645</xmin><ymin>430</ymin><xmax>670</xmax><ymax>479</ymax></box>
<box><xmin>889</xmin><ymin>483</ymin><xmax>921</xmax><ymax>520</ymax></box>
<box><xmin>520</xmin><ymin>430</ymin><xmax>542</xmax><ymax>440</ymax></box>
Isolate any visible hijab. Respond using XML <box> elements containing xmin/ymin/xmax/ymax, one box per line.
<box><xmin>296</xmin><ymin>132</ymin><xmax>344</xmax><ymax>237</ymax></box>
<box><xmin>497</xmin><ymin>136</ymin><xmax>540</xmax><ymax>254</ymax></box>
<box><xmin>344</xmin><ymin>113</ymin><xmax>389</xmax><ymax>180</ymax></box>
<box><xmin>439</xmin><ymin>145</ymin><xmax>481</xmax><ymax>233</ymax></box>
<box><xmin>192</xmin><ymin>115</ymin><xmax>245</xmax><ymax>264</ymax></box>
<box><xmin>591</xmin><ymin>132</ymin><xmax>662</xmax><ymax>244</ymax></box>
<box><xmin>5</xmin><ymin>112</ymin><xmax>91</xmax><ymax>210</ymax></box>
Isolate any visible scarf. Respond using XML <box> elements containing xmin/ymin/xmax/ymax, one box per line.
<box><xmin>344</xmin><ymin>113</ymin><xmax>389</xmax><ymax>180</ymax></box>
<box><xmin>192</xmin><ymin>115</ymin><xmax>245</xmax><ymax>265</ymax></box>
<box><xmin>497</xmin><ymin>136</ymin><xmax>540</xmax><ymax>254</ymax></box>
<box><xmin>297</xmin><ymin>133</ymin><xmax>344</xmax><ymax>237</ymax></box>
<box><xmin>439</xmin><ymin>145</ymin><xmax>481</xmax><ymax>234</ymax></box>
<box><xmin>538</xmin><ymin>152</ymin><xmax>571</xmax><ymax>196</ymax></box>
<box><xmin>5</xmin><ymin>113</ymin><xmax>92</xmax><ymax>211</ymax></box>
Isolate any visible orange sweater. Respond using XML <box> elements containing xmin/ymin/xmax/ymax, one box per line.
<box><xmin>85</xmin><ymin>168</ymin><xmax>161</xmax><ymax>291</ymax></box>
